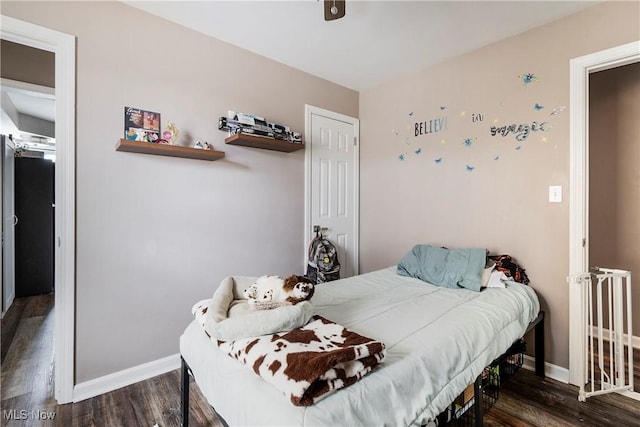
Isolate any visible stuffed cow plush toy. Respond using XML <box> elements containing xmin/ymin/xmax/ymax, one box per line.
<box><xmin>244</xmin><ymin>275</ymin><xmax>315</xmax><ymax>310</ymax></box>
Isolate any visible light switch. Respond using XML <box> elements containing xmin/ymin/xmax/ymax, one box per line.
<box><xmin>549</xmin><ymin>185</ymin><xmax>562</xmax><ymax>203</ymax></box>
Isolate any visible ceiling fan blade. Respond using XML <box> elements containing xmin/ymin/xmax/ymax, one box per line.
<box><xmin>324</xmin><ymin>0</ymin><xmax>346</xmax><ymax>21</ymax></box>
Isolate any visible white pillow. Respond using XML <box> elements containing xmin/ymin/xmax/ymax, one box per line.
<box><xmin>481</xmin><ymin>261</ymin><xmax>496</xmax><ymax>287</ymax></box>
<box><xmin>486</xmin><ymin>271</ymin><xmax>508</xmax><ymax>288</ymax></box>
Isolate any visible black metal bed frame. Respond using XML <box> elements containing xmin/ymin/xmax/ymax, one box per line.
<box><xmin>181</xmin><ymin>310</ymin><xmax>545</xmax><ymax>427</ymax></box>
<box><xmin>440</xmin><ymin>310</ymin><xmax>546</xmax><ymax>427</ymax></box>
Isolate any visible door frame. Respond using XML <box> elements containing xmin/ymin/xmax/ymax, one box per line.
<box><xmin>2</xmin><ymin>136</ymin><xmax>16</xmax><ymax>317</ymax></box>
<box><xmin>1</xmin><ymin>15</ymin><xmax>76</xmax><ymax>404</ymax></box>
<box><xmin>304</xmin><ymin>105</ymin><xmax>360</xmax><ymax>275</ymax></box>
<box><xmin>568</xmin><ymin>40</ymin><xmax>639</xmax><ymax>386</ymax></box>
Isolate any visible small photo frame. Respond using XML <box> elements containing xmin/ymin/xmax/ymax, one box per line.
<box><xmin>124</xmin><ymin>106</ymin><xmax>161</xmax><ymax>142</ymax></box>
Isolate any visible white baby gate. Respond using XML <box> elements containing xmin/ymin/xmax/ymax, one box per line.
<box><xmin>568</xmin><ymin>268</ymin><xmax>639</xmax><ymax>402</ymax></box>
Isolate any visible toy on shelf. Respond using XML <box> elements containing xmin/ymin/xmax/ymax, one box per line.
<box><xmin>193</xmin><ymin>140</ymin><xmax>213</xmax><ymax>150</ymax></box>
<box><xmin>218</xmin><ymin>111</ymin><xmax>302</xmax><ymax>144</ymax></box>
<box><xmin>158</xmin><ymin>122</ymin><xmax>180</xmax><ymax>145</ymax></box>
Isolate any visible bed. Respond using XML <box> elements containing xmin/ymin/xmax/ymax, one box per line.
<box><xmin>180</xmin><ymin>262</ymin><xmax>545</xmax><ymax>426</ymax></box>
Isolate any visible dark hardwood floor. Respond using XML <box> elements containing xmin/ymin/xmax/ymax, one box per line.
<box><xmin>2</xmin><ymin>295</ymin><xmax>639</xmax><ymax>426</ymax></box>
<box><xmin>485</xmin><ymin>368</ymin><xmax>640</xmax><ymax>427</ymax></box>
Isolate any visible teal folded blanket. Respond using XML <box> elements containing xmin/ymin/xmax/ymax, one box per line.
<box><xmin>397</xmin><ymin>245</ymin><xmax>487</xmax><ymax>291</ymax></box>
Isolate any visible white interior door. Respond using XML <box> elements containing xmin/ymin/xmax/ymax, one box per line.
<box><xmin>2</xmin><ymin>135</ymin><xmax>16</xmax><ymax>315</ymax></box>
<box><xmin>305</xmin><ymin>105</ymin><xmax>359</xmax><ymax>279</ymax></box>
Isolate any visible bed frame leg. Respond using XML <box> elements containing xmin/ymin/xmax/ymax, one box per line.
<box><xmin>473</xmin><ymin>374</ymin><xmax>483</xmax><ymax>427</ymax></box>
<box><xmin>181</xmin><ymin>356</ymin><xmax>190</xmax><ymax>427</ymax></box>
<box><xmin>534</xmin><ymin>311</ymin><xmax>545</xmax><ymax>378</ymax></box>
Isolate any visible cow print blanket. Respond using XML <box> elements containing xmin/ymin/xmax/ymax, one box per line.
<box><xmin>214</xmin><ymin>315</ymin><xmax>386</xmax><ymax>406</ymax></box>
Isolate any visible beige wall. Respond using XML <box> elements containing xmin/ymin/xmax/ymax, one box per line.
<box><xmin>2</xmin><ymin>1</ymin><xmax>358</xmax><ymax>383</ymax></box>
<box><xmin>359</xmin><ymin>1</ymin><xmax>639</xmax><ymax>369</ymax></box>
<box><xmin>589</xmin><ymin>62</ymin><xmax>640</xmax><ymax>335</ymax></box>
<box><xmin>1</xmin><ymin>39</ymin><xmax>54</xmax><ymax>87</ymax></box>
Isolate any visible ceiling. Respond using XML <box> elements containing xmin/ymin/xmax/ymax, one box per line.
<box><xmin>1</xmin><ymin>79</ymin><xmax>55</xmax><ymax>147</ymax></box>
<box><xmin>124</xmin><ymin>0</ymin><xmax>599</xmax><ymax>91</ymax></box>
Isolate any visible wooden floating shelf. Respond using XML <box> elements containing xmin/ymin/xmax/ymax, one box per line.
<box><xmin>225</xmin><ymin>133</ymin><xmax>304</xmax><ymax>153</ymax></box>
<box><xmin>116</xmin><ymin>139</ymin><xmax>225</xmax><ymax>161</ymax></box>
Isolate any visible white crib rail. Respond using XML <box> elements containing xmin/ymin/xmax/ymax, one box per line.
<box><xmin>568</xmin><ymin>269</ymin><xmax>638</xmax><ymax>402</ymax></box>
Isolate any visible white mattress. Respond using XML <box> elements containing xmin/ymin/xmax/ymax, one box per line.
<box><xmin>180</xmin><ymin>267</ymin><xmax>540</xmax><ymax>426</ymax></box>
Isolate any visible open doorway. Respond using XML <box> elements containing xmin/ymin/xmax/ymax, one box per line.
<box><xmin>1</xmin><ymin>34</ymin><xmax>57</xmax><ymax>417</ymax></box>
<box><xmin>1</xmin><ymin>15</ymin><xmax>76</xmax><ymax>404</ymax></box>
<box><xmin>568</xmin><ymin>41</ymin><xmax>640</xmax><ymax>388</ymax></box>
<box><xmin>2</xmin><ymin>39</ymin><xmax>56</xmax><ymax>300</ymax></box>
<box><xmin>588</xmin><ymin>61</ymin><xmax>640</xmax><ymax>334</ymax></box>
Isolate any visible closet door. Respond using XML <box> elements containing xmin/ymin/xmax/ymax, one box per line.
<box><xmin>15</xmin><ymin>156</ymin><xmax>54</xmax><ymax>297</ymax></box>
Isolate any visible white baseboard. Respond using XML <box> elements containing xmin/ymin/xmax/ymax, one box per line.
<box><xmin>73</xmin><ymin>353</ymin><xmax>181</xmax><ymax>403</ymax></box>
<box><xmin>618</xmin><ymin>390</ymin><xmax>640</xmax><ymax>402</ymax></box>
<box><xmin>522</xmin><ymin>355</ymin><xmax>570</xmax><ymax>383</ymax></box>
<box><xmin>589</xmin><ymin>326</ymin><xmax>640</xmax><ymax>349</ymax></box>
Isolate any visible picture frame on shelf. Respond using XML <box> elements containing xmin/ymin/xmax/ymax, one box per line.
<box><xmin>124</xmin><ymin>106</ymin><xmax>161</xmax><ymax>142</ymax></box>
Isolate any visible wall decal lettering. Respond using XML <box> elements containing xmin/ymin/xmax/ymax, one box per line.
<box><xmin>414</xmin><ymin>117</ymin><xmax>447</xmax><ymax>136</ymax></box>
<box><xmin>490</xmin><ymin>121</ymin><xmax>549</xmax><ymax>142</ymax></box>
<box><xmin>393</xmin><ymin>72</ymin><xmax>560</xmax><ymax>170</ymax></box>
<box><xmin>471</xmin><ymin>113</ymin><xmax>484</xmax><ymax>123</ymax></box>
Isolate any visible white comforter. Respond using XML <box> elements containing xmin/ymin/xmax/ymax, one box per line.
<box><xmin>180</xmin><ymin>267</ymin><xmax>540</xmax><ymax>426</ymax></box>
